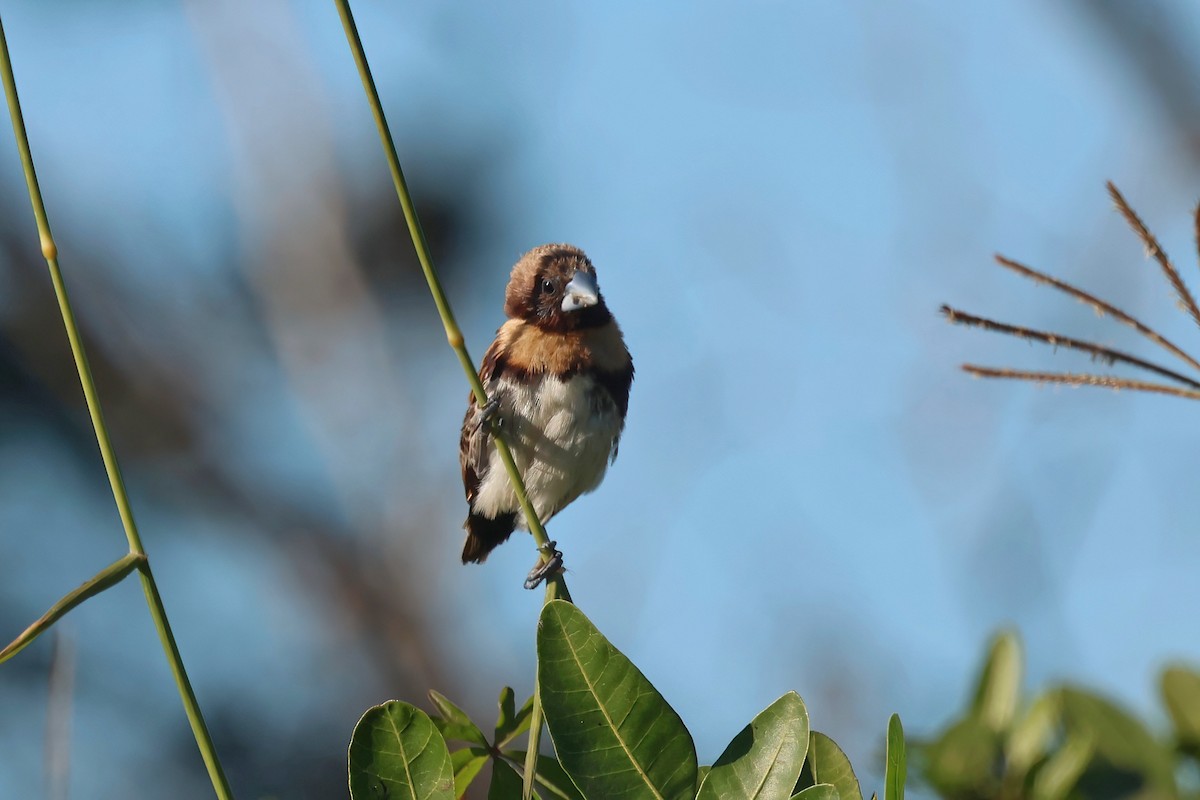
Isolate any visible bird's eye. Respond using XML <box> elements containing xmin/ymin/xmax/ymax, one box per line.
<box><xmin>540</xmin><ymin>279</ymin><xmax>555</xmax><ymax>294</ymax></box>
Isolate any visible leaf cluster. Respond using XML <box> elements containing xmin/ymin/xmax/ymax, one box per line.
<box><xmin>349</xmin><ymin>601</ymin><xmax>908</xmax><ymax>800</ymax></box>
<box><xmin>917</xmin><ymin>631</ymin><xmax>1200</xmax><ymax>800</ymax></box>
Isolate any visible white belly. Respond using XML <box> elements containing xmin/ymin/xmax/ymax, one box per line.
<box><xmin>472</xmin><ymin>373</ymin><xmax>622</xmax><ymax>527</ymax></box>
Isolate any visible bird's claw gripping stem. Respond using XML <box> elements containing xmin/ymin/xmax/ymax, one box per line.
<box><xmin>523</xmin><ymin>540</ymin><xmax>563</xmax><ymax>590</ymax></box>
<box><xmin>473</xmin><ymin>396</ymin><xmax>502</xmax><ymax>433</ymax></box>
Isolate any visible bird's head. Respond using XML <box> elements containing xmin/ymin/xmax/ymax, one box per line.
<box><xmin>504</xmin><ymin>243</ymin><xmax>612</xmax><ymax>332</ymax></box>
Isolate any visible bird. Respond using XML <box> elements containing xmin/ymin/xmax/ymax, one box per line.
<box><xmin>459</xmin><ymin>243</ymin><xmax>633</xmax><ymax>584</ymax></box>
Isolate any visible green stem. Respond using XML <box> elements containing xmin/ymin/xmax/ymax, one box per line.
<box><xmin>0</xmin><ymin>553</ymin><xmax>144</xmax><ymax>664</ymax></box>
<box><xmin>522</xmin><ymin>577</ymin><xmax>571</xmax><ymax>799</ymax></box>
<box><xmin>333</xmin><ymin>5</ymin><xmax>581</xmax><ymax>796</ymax></box>
<box><xmin>332</xmin><ymin>0</ymin><xmax>555</xmax><ymax>562</ymax></box>
<box><xmin>0</xmin><ymin>14</ymin><xmax>233</xmax><ymax>800</ymax></box>
<box><xmin>523</xmin><ymin>679</ymin><xmax>547</xmax><ymax>798</ymax></box>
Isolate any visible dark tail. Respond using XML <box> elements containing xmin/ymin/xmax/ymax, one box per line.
<box><xmin>461</xmin><ymin>511</ymin><xmax>517</xmax><ymax>563</ymax></box>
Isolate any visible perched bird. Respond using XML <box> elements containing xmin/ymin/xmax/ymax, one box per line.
<box><xmin>459</xmin><ymin>244</ymin><xmax>633</xmax><ymax>580</ymax></box>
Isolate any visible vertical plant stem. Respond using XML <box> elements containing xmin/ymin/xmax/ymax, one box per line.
<box><xmin>0</xmin><ymin>13</ymin><xmax>233</xmax><ymax>800</ymax></box>
<box><xmin>333</xmin><ymin>5</ymin><xmax>580</xmax><ymax>796</ymax></box>
<box><xmin>332</xmin><ymin>0</ymin><xmax>556</xmax><ymax>563</ymax></box>
<box><xmin>522</xmin><ymin>681</ymin><xmax>545</xmax><ymax>799</ymax></box>
<box><xmin>522</xmin><ymin>577</ymin><xmax>570</xmax><ymax>799</ymax></box>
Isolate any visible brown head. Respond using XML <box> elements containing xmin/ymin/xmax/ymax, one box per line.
<box><xmin>504</xmin><ymin>244</ymin><xmax>613</xmax><ymax>332</ymax></box>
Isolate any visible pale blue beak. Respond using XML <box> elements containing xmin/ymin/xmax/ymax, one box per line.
<box><xmin>561</xmin><ymin>270</ymin><xmax>599</xmax><ymax>312</ymax></box>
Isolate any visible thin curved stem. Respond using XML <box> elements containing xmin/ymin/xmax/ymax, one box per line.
<box><xmin>0</xmin><ymin>13</ymin><xmax>232</xmax><ymax>799</ymax></box>
<box><xmin>993</xmin><ymin>254</ymin><xmax>1200</xmax><ymax>375</ymax></box>
<box><xmin>962</xmin><ymin>365</ymin><xmax>1200</xmax><ymax>399</ymax></box>
<box><xmin>333</xmin><ymin>0</ymin><xmax>556</xmax><ymax>565</ymax></box>
<box><xmin>0</xmin><ymin>554</ymin><xmax>145</xmax><ymax>664</ymax></box>
<box><xmin>1107</xmin><ymin>181</ymin><xmax>1200</xmax><ymax>330</ymax></box>
<box><xmin>333</xmin><ymin>7</ymin><xmax>580</xmax><ymax>797</ymax></box>
<box><xmin>941</xmin><ymin>305</ymin><xmax>1200</xmax><ymax>389</ymax></box>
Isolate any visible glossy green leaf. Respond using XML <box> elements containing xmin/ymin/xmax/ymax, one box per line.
<box><xmin>919</xmin><ymin>717</ymin><xmax>998</xmax><ymax>796</ymax></box>
<box><xmin>428</xmin><ymin>689</ymin><xmax>489</xmax><ymax>748</ymax></box>
<box><xmin>697</xmin><ymin>692</ymin><xmax>809</xmax><ymax>800</ymax></box>
<box><xmin>970</xmin><ymin>631</ymin><xmax>1021</xmax><ymax>732</ymax></box>
<box><xmin>1059</xmin><ymin>686</ymin><xmax>1174</xmax><ymax>790</ymax></box>
<box><xmin>451</xmin><ymin>747</ymin><xmax>490</xmax><ymax>797</ymax></box>
<box><xmin>884</xmin><ymin>714</ymin><xmax>905</xmax><ymax>800</ymax></box>
<box><xmin>1161</xmin><ymin>665</ymin><xmax>1200</xmax><ymax>752</ymax></box>
<box><xmin>489</xmin><ymin>757</ymin><xmax>525</xmax><ymax>800</ymax></box>
<box><xmin>1006</xmin><ymin>692</ymin><xmax>1060</xmax><ymax>776</ymax></box>
<box><xmin>495</xmin><ymin>687</ymin><xmax>535</xmax><ymax>748</ymax></box>
<box><xmin>348</xmin><ymin>701</ymin><xmax>455</xmax><ymax>800</ymax></box>
<box><xmin>504</xmin><ymin>751</ymin><xmax>584</xmax><ymax>800</ymax></box>
<box><xmin>1030</xmin><ymin>733</ymin><xmax>1091</xmax><ymax>800</ymax></box>
<box><xmin>496</xmin><ymin>687</ymin><xmax>516</xmax><ymax>736</ymax></box>
<box><xmin>537</xmin><ymin>600</ymin><xmax>697</xmax><ymax>800</ymax></box>
<box><xmin>792</xmin><ymin>784</ymin><xmax>839</xmax><ymax>800</ymax></box>
<box><xmin>796</xmin><ymin>732</ymin><xmax>862</xmax><ymax>800</ymax></box>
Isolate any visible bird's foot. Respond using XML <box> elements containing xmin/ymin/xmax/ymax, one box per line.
<box><xmin>472</xmin><ymin>396</ymin><xmax>502</xmax><ymax>434</ymax></box>
<box><xmin>523</xmin><ymin>541</ymin><xmax>564</xmax><ymax>590</ymax></box>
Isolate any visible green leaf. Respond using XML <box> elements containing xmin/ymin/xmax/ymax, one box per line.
<box><xmin>796</xmin><ymin>732</ymin><xmax>862</xmax><ymax>800</ymax></box>
<box><xmin>884</xmin><ymin>714</ymin><xmax>905</xmax><ymax>800</ymax></box>
<box><xmin>451</xmin><ymin>747</ymin><xmax>490</xmax><ymax>797</ymax></box>
<box><xmin>348</xmin><ymin>701</ymin><xmax>455</xmax><ymax>800</ymax></box>
<box><xmin>1030</xmin><ymin>733</ymin><xmax>1091</xmax><ymax>800</ymax></box>
<box><xmin>497</xmin><ymin>687</ymin><xmax>516</xmax><ymax>732</ymax></box>
<box><xmin>970</xmin><ymin>631</ymin><xmax>1022</xmax><ymax>732</ymax></box>
<box><xmin>503</xmin><ymin>752</ymin><xmax>585</xmax><ymax>800</ymax></box>
<box><xmin>1058</xmin><ymin>686</ymin><xmax>1174</xmax><ymax>790</ymax></box>
<box><xmin>792</xmin><ymin>784</ymin><xmax>839</xmax><ymax>800</ymax></box>
<box><xmin>495</xmin><ymin>687</ymin><xmax>535</xmax><ymax>748</ymax></box>
<box><xmin>1161</xmin><ymin>664</ymin><xmax>1200</xmax><ymax>753</ymax></box>
<box><xmin>918</xmin><ymin>717</ymin><xmax>999</xmax><ymax>796</ymax></box>
<box><xmin>428</xmin><ymin>689</ymin><xmax>489</xmax><ymax>747</ymax></box>
<box><xmin>1006</xmin><ymin>691</ymin><xmax>1060</xmax><ymax>777</ymax></box>
<box><xmin>537</xmin><ymin>600</ymin><xmax>698</xmax><ymax>800</ymax></box>
<box><xmin>697</xmin><ymin>692</ymin><xmax>810</xmax><ymax>800</ymax></box>
<box><xmin>489</xmin><ymin>757</ymin><xmax>526</xmax><ymax>800</ymax></box>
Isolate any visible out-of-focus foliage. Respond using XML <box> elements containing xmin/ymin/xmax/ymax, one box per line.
<box><xmin>917</xmin><ymin>631</ymin><xmax>1200</xmax><ymax>800</ymax></box>
<box><xmin>886</xmin><ymin>714</ymin><xmax>906</xmax><ymax>800</ymax></box>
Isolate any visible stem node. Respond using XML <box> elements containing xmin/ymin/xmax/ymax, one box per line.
<box><xmin>0</xmin><ymin>10</ymin><xmax>233</xmax><ymax>797</ymax></box>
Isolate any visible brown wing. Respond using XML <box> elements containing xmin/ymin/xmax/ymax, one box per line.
<box><xmin>459</xmin><ymin>336</ymin><xmax>508</xmax><ymax>505</ymax></box>
<box><xmin>594</xmin><ymin>359</ymin><xmax>634</xmax><ymax>462</ymax></box>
